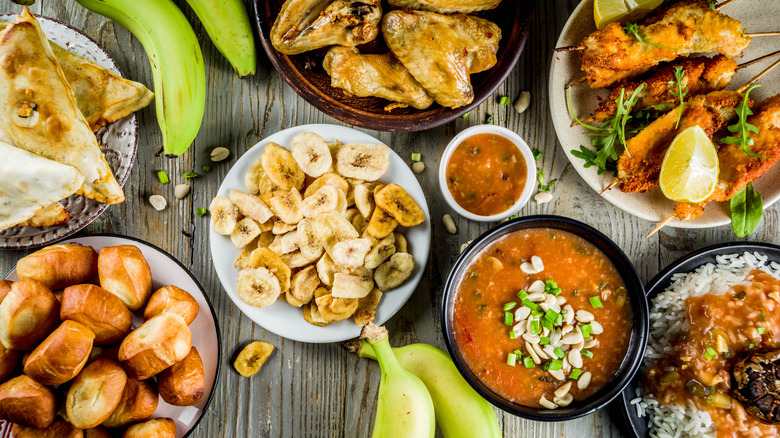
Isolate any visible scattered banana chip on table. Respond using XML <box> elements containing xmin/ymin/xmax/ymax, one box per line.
<box><xmin>210</xmin><ymin>133</ymin><xmax>425</xmax><ymax>326</ymax></box>
<box><xmin>234</xmin><ymin>341</ymin><xmax>275</xmax><ymax>377</ymax></box>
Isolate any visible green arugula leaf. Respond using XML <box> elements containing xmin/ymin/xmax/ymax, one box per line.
<box><xmin>624</xmin><ymin>22</ymin><xmax>677</xmax><ymax>50</ymax></box>
<box><xmin>730</xmin><ymin>183</ymin><xmax>763</xmax><ymax>237</ymax></box>
<box><xmin>667</xmin><ymin>67</ymin><xmax>689</xmax><ymax>129</ymax></box>
<box><xmin>11</xmin><ymin>0</ymin><xmax>35</xmax><ymax>4</ymax></box>
<box><xmin>721</xmin><ymin>84</ymin><xmax>766</xmax><ymax>158</ymax></box>
<box><xmin>570</xmin><ymin>146</ymin><xmax>618</xmax><ymax>176</ymax></box>
<box><xmin>708</xmin><ymin>0</ymin><xmax>717</xmax><ymax>9</ymax></box>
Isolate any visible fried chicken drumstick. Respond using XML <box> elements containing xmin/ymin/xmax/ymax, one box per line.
<box><xmin>577</xmin><ymin>0</ymin><xmax>752</xmax><ymax>88</ymax></box>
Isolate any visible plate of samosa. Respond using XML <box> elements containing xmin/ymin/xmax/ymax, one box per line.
<box><xmin>0</xmin><ymin>9</ymin><xmax>153</xmax><ymax>249</ymax></box>
<box><xmin>255</xmin><ymin>0</ymin><xmax>532</xmax><ymax>132</ymax></box>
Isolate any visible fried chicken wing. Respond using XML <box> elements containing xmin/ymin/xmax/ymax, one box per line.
<box><xmin>271</xmin><ymin>0</ymin><xmax>382</xmax><ymax>55</ymax></box>
<box><xmin>580</xmin><ymin>0</ymin><xmax>750</xmax><ymax>88</ymax></box>
<box><xmin>323</xmin><ymin>46</ymin><xmax>434</xmax><ymax>110</ymax></box>
<box><xmin>675</xmin><ymin>94</ymin><xmax>780</xmax><ymax>220</ymax></box>
<box><xmin>618</xmin><ymin>91</ymin><xmax>742</xmax><ymax>193</ymax></box>
<box><xmin>387</xmin><ymin>0</ymin><xmax>502</xmax><ymax>14</ymax></box>
<box><xmin>593</xmin><ymin>55</ymin><xmax>737</xmax><ymax>122</ymax></box>
<box><xmin>382</xmin><ymin>10</ymin><xmax>501</xmax><ymax>109</ymax></box>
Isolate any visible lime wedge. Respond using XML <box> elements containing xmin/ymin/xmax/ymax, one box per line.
<box><xmin>659</xmin><ymin>126</ymin><xmax>719</xmax><ymax>203</ymax></box>
<box><xmin>594</xmin><ymin>0</ymin><xmax>628</xmax><ymax>29</ymax></box>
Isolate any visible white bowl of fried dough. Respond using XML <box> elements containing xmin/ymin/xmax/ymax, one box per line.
<box><xmin>209</xmin><ymin>124</ymin><xmax>431</xmax><ymax>343</ymax></box>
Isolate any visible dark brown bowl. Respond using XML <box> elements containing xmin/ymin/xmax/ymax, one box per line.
<box><xmin>254</xmin><ymin>0</ymin><xmax>532</xmax><ymax>132</ymax></box>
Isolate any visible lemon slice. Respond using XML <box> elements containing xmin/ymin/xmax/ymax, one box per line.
<box><xmin>594</xmin><ymin>0</ymin><xmax>664</xmax><ymax>29</ymax></box>
<box><xmin>659</xmin><ymin>126</ymin><xmax>719</xmax><ymax>203</ymax></box>
<box><xmin>594</xmin><ymin>0</ymin><xmax>628</xmax><ymax>29</ymax></box>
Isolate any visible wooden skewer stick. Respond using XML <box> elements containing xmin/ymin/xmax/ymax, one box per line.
<box><xmin>555</xmin><ymin>45</ymin><xmax>584</xmax><ymax>52</ymax></box>
<box><xmin>715</xmin><ymin>0</ymin><xmax>738</xmax><ymax>9</ymax></box>
<box><xmin>746</xmin><ymin>32</ymin><xmax>780</xmax><ymax>38</ymax></box>
<box><xmin>600</xmin><ymin>178</ymin><xmax>619</xmax><ymax>195</ymax></box>
<box><xmin>738</xmin><ymin>57</ymin><xmax>780</xmax><ymax>93</ymax></box>
<box><xmin>647</xmin><ymin>213</ymin><xmax>676</xmax><ymax>238</ymax></box>
<box><xmin>568</xmin><ymin>76</ymin><xmax>587</xmax><ymax>88</ymax></box>
<box><xmin>737</xmin><ymin>49</ymin><xmax>780</xmax><ymax>69</ymax></box>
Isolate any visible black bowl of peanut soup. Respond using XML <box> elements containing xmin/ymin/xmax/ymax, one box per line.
<box><xmin>442</xmin><ymin>215</ymin><xmax>649</xmax><ymax>421</ymax></box>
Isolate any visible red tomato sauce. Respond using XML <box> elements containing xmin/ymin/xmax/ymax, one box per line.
<box><xmin>445</xmin><ymin>133</ymin><xmax>527</xmax><ymax>216</ymax></box>
<box><xmin>452</xmin><ymin>228</ymin><xmax>632</xmax><ymax>407</ymax></box>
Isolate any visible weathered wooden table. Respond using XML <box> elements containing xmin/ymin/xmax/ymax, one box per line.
<box><xmin>3</xmin><ymin>0</ymin><xmax>778</xmax><ymax>436</ymax></box>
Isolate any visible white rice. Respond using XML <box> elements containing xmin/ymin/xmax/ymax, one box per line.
<box><xmin>632</xmin><ymin>252</ymin><xmax>780</xmax><ymax>438</ymax></box>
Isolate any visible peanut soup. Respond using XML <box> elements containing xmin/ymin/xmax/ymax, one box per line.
<box><xmin>453</xmin><ymin>228</ymin><xmax>632</xmax><ymax>408</ymax></box>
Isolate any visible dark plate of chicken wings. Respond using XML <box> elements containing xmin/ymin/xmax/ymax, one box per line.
<box><xmin>254</xmin><ymin>0</ymin><xmax>531</xmax><ymax>132</ymax></box>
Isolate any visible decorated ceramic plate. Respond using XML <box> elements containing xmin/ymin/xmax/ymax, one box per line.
<box><xmin>3</xmin><ymin>234</ymin><xmax>221</xmax><ymax>438</ymax></box>
<box><xmin>548</xmin><ymin>0</ymin><xmax>780</xmax><ymax>228</ymax></box>
<box><xmin>210</xmin><ymin>124</ymin><xmax>432</xmax><ymax>343</ymax></box>
<box><xmin>0</xmin><ymin>13</ymin><xmax>138</xmax><ymax>249</ymax></box>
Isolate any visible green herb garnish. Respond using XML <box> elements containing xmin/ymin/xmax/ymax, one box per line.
<box><xmin>507</xmin><ymin>353</ymin><xmax>517</xmax><ymax>366</ymax></box>
<box><xmin>183</xmin><ymin>172</ymin><xmax>198</xmax><ymax>178</ymax></box>
<box><xmin>548</xmin><ymin>359</ymin><xmax>563</xmax><ymax>371</ymax></box>
<box><xmin>730</xmin><ymin>183</ymin><xmax>763</xmax><ymax>237</ymax></box>
<box><xmin>462</xmin><ymin>112</ymin><xmax>470</xmax><ymax>119</ymax></box>
<box><xmin>157</xmin><ymin>170</ymin><xmax>169</xmax><ymax>184</ymax></box>
<box><xmin>523</xmin><ymin>356</ymin><xmax>535</xmax><ymax>368</ymax></box>
<box><xmin>582</xmin><ymin>349</ymin><xmax>593</xmax><ymax>359</ymax></box>
<box><xmin>589</xmin><ymin>296</ymin><xmax>603</xmax><ymax>308</ymax></box>
<box><xmin>704</xmin><ymin>347</ymin><xmax>717</xmax><ymax>361</ymax></box>
<box><xmin>624</xmin><ymin>22</ymin><xmax>677</xmax><ymax>50</ymax></box>
<box><xmin>499</xmin><ymin>96</ymin><xmax>510</xmax><ymax>106</ymax></box>
<box><xmin>202</xmin><ymin>165</ymin><xmax>212</xmax><ymax>172</ymax></box>
<box><xmin>532</xmin><ymin>149</ymin><xmax>543</xmax><ymax>160</ymax></box>
<box><xmin>504</xmin><ymin>302</ymin><xmax>517</xmax><ymax>311</ymax></box>
<box><xmin>668</xmin><ymin>67</ymin><xmax>689</xmax><ymax>129</ymax></box>
<box><xmin>485</xmin><ymin>114</ymin><xmax>494</xmax><ymax>124</ymax></box>
<box><xmin>540</xmin><ymin>337</ymin><xmax>550</xmax><ymax>345</ymax></box>
<box><xmin>553</xmin><ymin>347</ymin><xmax>565</xmax><ymax>359</ymax></box>
<box><xmin>504</xmin><ymin>312</ymin><xmax>513</xmax><ymax>326</ymax></box>
<box><xmin>536</xmin><ymin>167</ymin><xmax>557</xmax><ymax>192</ymax></box>
<box><xmin>196</xmin><ymin>208</ymin><xmax>207</xmax><ymax>216</ymax></box>
<box><xmin>411</xmin><ymin>153</ymin><xmax>421</xmax><ymax>162</ymax></box>
<box><xmin>757</xmin><ymin>327</ymin><xmax>766</xmax><ymax>335</ymax></box>
<box><xmin>722</xmin><ymin>84</ymin><xmax>765</xmax><ymax>158</ymax></box>
<box><xmin>569</xmin><ymin>369</ymin><xmax>583</xmax><ymax>379</ymax></box>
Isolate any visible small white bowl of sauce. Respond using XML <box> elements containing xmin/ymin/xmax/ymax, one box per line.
<box><xmin>439</xmin><ymin>125</ymin><xmax>537</xmax><ymax>222</ymax></box>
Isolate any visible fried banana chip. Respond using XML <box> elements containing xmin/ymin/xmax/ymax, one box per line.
<box><xmin>301</xmin><ymin>185</ymin><xmax>339</xmax><ymax>218</ymax></box>
<box><xmin>364</xmin><ymin>234</ymin><xmax>396</xmax><ymax>269</ymax></box>
<box><xmin>233</xmin><ymin>341</ymin><xmax>275</xmax><ymax>377</ymax></box>
<box><xmin>235</xmin><ymin>239</ymin><xmax>258</xmax><ymax>269</ymax></box>
<box><xmin>269</xmin><ymin>230</ymin><xmax>299</xmax><ymax>255</ymax></box>
<box><xmin>374</xmin><ymin>253</ymin><xmax>415</xmax><ymax>291</ymax></box>
<box><xmin>281</xmin><ymin>250</ymin><xmax>316</xmax><ymax>268</ymax></box>
<box><xmin>303</xmin><ymin>302</ymin><xmax>329</xmax><ymax>327</ymax></box>
<box><xmin>354</xmin><ymin>183</ymin><xmax>375</xmax><ymax>219</ymax></box>
<box><xmin>332</xmin><ymin>267</ymin><xmax>374</xmax><ymax>299</ymax></box>
<box><xmin>366</xmin><ymin>207</ymin><xmax>397</xmax><ymax>239</ymax></box>
<box><xmin>335</xmin><ymin>188</ymin><xmax>348</xmax><ymax>214</ymax></box>
<box><xmin>237</xmin><ymin>267</ymin><xmax>281</xmax><ymax>308</ymax></box>
<box><xmin>245</xmin><ymin>248</ymin><xmax>292</xmax><ymax>292</ymax></box>
<box><xmin>287</xmin><ymin>266</ymin><xmax>321</xmax><ymax>307</ymax></box>
<box><xmin>335</xmin><ymin>143</ymin><xmax>390</xmax><ymax>181</ymax></box>
<box><xmin>313</xmin><ymin>211</ymin><xmax>359</xmax><ymax>252</ymax></box>
<box><xmin>304</xmin><ymin>173</ymin><xmax>349</xmax><ymax>198</ymax></box>
<box><xmin>394</xmin><ymin>233</ymin><xmax>408</xmax><ymax>253</ymax></box>
<box><xmin>291</xmin><ymin>132</ymin><xmax>333</xmax><ymax>178</ymax></box>
<box><xmin>331</xmin><ymin>237</ymin><xmax>373</xmax><ymax>269</ymax></box>
<box><xmin>260</xmin><ymin>189</ymin><xmax>287</xmax><ymax>205</ymax></box>
<box><xmin>245</xmin><ymin>157</ymin><xmax>265</xmax><ymax>194</ymax></box>
<box><xmin>297</xmin><ymin>218</ymin><xmax>324</xmax><ymax>261</ymax></box>
<box><xmin>230</xmin><ymin>189</ymin><xmax>274</xmax><ymax>224</ymax></box>
<box><xmin>343</xmin><ymin>208</ymin><xmax>360</xmax><ymax>223</ymax></box>
<box><xmin>316</xmin><ymin>294</ymin><xmax>359</xmax><ymax>323</ymax></box>
<box><xmin>316</xmin><ymin>253</ymin><xmax>349</xmax><ymax>286</ymax></box>
<box><xmin>353</xmin><ymin>288</ymin><xmax>382</xmax><ymax>325</ymax></box>
<box><xmin>231</xmin><ymin>217</ymin><xmax>262</xmax><ymax>249</ymax></box>
<box><xmin>352</xmin><ymin>213</ymin><xmax>368</xmax><ymax>234</ymax></box>
<box><xmin>374</xmin><ymin>184</ymin><xmax>425</xmax><ymax>227</ymax></box>
<box><xmin>209</xmin><ymin>196</ymin><xmax>239</xmax><ymax>235</ymax></box>
<box><xmin>261</xmin><ymin>142</ymin><xmax>305</xmax><ymax>190</ymax></box>
<box><xmin>272</xmin><ymin>218</ymin><xmax>297</xmax><ymax>235</ymax></box>
<box><xmin>269</xmin><ymin>188</ymin><xmax>304</xmax><ymax>225</ymax></box>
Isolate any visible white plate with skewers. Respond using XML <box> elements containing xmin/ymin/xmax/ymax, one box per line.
<box><xmin>549</xmin><ymin>0</ymin><xmax>780</xmax><ymax>230</ymax></box>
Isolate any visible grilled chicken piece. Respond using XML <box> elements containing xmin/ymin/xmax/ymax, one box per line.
<box><xmin>382</xmin><ymin>10</ymin><xmax>501</xmax><ymax>109</ymax></box>
<box><xmin>271</xmin><ymin>0</ymin><xmax>382</xmax><ymax>55</ymax></box>
<box><xmin>323</xmin><ymin>46</ymin><xmax>434</xmax><ymax>110</ymax></box>
<box><xmin>387</xmin><ymin>0</ymin><xmax>502</xmax><ymax>14</ymax></box>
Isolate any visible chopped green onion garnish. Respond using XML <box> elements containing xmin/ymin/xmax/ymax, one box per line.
<box><xmin>508</xmin><ymin>214</ymin><xmax>518</xmax><ymax>220</ymax></box>
<box><xmin>554</xmin><ymin>347</ymin><xmax>565</xmax><ymax>359</ymax></box>
<box><xmin>157</xmin><ymin>170</ymin><xmax>169</xmax><ymax>184</ymax></box>
<box><xmin>749</xmin><ymin>343</ymin><xmax>756</xmax><ymax>349</ymax></box>
<box><xmin>734</xmin><ymin>291</ymin><xmax>747</xmax><ymax>300</ymax></box>
<box><xmin>183</xmin><ymin>172</ymin><xmax>198</xmax><ymax>178</ymax></box>
<box><xmin>582</xmin><ymin>349</ymin><xmax>593</xmax><ymax>359</ymax></box>
<box><xmin>196</xmin><ymin>208</ymin><xmax>207</xmax><ymax>216</ymax></box>
<box><xmin>509</xmin><ymin>331</ymin><xmax>517</xmax><ymax>339</ymax></box>
<box><xmin>549</xmin><ymin>359</ymin><xmax>563</xmax><ymax>371</ymax></box>
<box><xmin>580</xmin><ymin>324</ymin><xmax>593</xmax><ymax>338</ymax></box>
<box><xmin>544</xmin><ymin>309</ymin><xmax>559</xmax><ymax>323</ymax></box>
<box><xmin>531</xmin><ymin>309</ymin><xmax>544</xmax><ymax>318</ymax></box>
<box><xmin>704</xmin><ymin>347</ymin><xmax>717</xmax><ymax>361</ymax></box>
<box><xmin>504</xmin><ymin>312</ymin><xmax>513</xmax><ymax>326</ymax></box>
<box><xmin>514</xmin><ymin>349</ymin><xmax>522</xmax><ymax>355</ymax></box>
<box><xmin>504</xmin><ymin>302</ymin><xmax>517</xmax><ymax>311</ymax></box>
<box><xmin>541</xmin><ymin>318</ymin><xmax>553</xmax><ymax>332</ymax></box>
<box><xmin>517</xmin><ymin>290</ymin><xmax>528</xmax><ymax>301</ymax></box>
<box><xmin>507</xmin><ymin>353</ymin><xmax>517</xmax><ymax>366</ymax></box>
<box><xmin>523</xmin><ymin>356</ymin><xmax>535</xmax><ymax>368</ymax></box>
<box><xmin>757</xmin><ymin>327</ymin><xmax>766</xmax><ymax>335</ymax></box>
<box><xmin>521</xmin><ymin>299</ymin><xmax>539</xmax><ymax>311</ymax></box>
<box><xmin>485</xmin><ymin>114</ymin><xmax>494</xmax><ymax>124</ymax></box>
<box><xmin>569</xmin><ymin>369</ymin><xmax>583</xmax><ymax>379</ymax></box>
<box><xmin>545</xmin><ymin>279</ymin><xmax>558</xmax><ymax>289</ymax></box>
<box><xmin>462</xmin><ymin>112</ymin><xmax>470</xmax><ymax>119</ymax></box>
<box><xmin>532</xmin><ymin>149</ymin><xmax>542</xmax><ymax>161</ymax></box>
<box><xmin>554</xmin><ymin>313</ymin><xmax>563</xmax><ymax>326</ymax></box>
<box><xmin>530</xmin><ymin>320</ymin><xmax>541</xmax><ymax>336</ymax></box>
<box><xmin>202</xmin><ymin>165</ymin><xmax>212</xmax><ymax>172</ymax></box>
<box><xmin>540</xmin><ymin>336</ymin><xmax>550</xmax><ymax>345</ymax></box>
<box><xmin>499</xmin><ymin>96</ymin><xmax>510</xmax><ymax>106</ymax></box>
<box><xmin>541</xmin><ymin>362</ymin><xmax>551</xmax><ymax>371</ymax></box>
<box><xmin>411</xmin><ymin>153</ymin><xmax>421</xmax><ymax>162</ymax></box>
<box><xmin>589</xmin><ymin>296</ymin><xmax>603</xmax><ymax>308</ymax></box>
